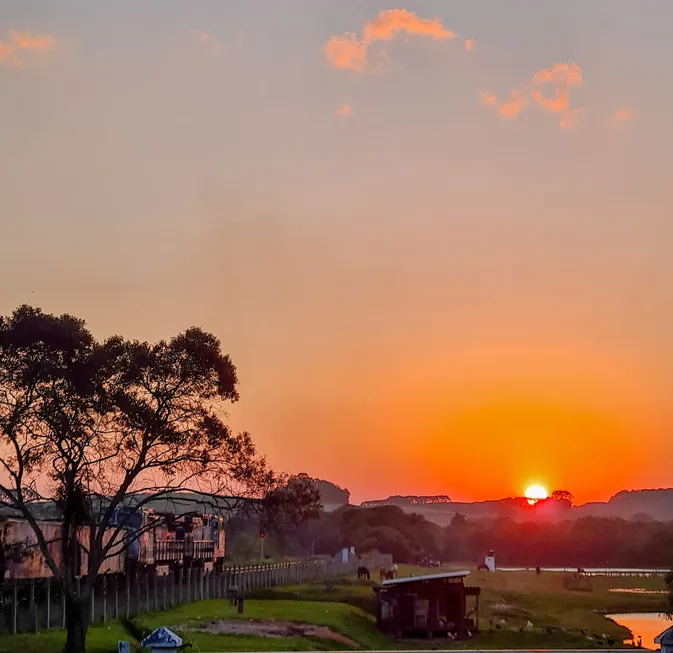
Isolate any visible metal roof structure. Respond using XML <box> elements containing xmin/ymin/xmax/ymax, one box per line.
<box><xmin>140</xmin><ymin>626</ymin><xmax>183</xmax><ymax>648</ymax></box>
<box><xmin>655</xmin><ymin>626</ymin><xmax>673</xmax><ymax>645</ymax></box>
<box><xmin>381</xmin><ymin>570</ymin><xmax>470</xmax><ymax>586</ymax></box>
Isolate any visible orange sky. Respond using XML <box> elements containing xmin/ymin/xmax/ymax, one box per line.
<box><xmin>1</xmin><ymin>2</ymin><xmax>672</xmax><ymax>504</ymax></box>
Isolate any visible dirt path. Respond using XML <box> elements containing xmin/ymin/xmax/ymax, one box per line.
<box><xmin>189</xmin><ymin>619</ymin><xmax>358</xmax><ymax>647</ymax></box>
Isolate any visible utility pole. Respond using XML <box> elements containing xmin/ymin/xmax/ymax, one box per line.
<box><xmin>260</xmin><ymin>528</ymin><xmax>265</xmax><ymax>562</ymax></box>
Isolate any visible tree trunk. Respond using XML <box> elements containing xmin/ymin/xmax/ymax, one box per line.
<box><xmin>63</xmin><ymin>596</ymin><xmax>88</xmax><ymax>653</ymax></box>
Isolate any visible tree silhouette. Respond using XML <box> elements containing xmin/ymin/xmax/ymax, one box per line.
<box><xmin>551</xmin><ymin>490</ymin><xmax>574</xmax><ymax>504</ymax></box>
<box><xmin>0</xmin><ymin>305</ymin><xmax>276</xmax><ymax>653</ymax></box>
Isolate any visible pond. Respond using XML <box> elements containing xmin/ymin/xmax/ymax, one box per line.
<box><xmin>609</xmin><ymin>612</ymin><xmax>672</xmax><ymax>649</ymax></box>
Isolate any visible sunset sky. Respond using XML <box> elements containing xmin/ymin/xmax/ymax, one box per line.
<box><xmin>1</xmin><ymin>1</ymin><xmax>672</xmax><ymax>505</ymax></box>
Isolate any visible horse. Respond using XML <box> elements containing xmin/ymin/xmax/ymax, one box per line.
<box><xmin>384</xmin><ymin>570</ymin><xmax>395</xmax><ymax>580</ymax></box>
<box><xmin>357</xmin><ymin>566</ymin><xmax>370</xmax><ymax>580</ymax></box>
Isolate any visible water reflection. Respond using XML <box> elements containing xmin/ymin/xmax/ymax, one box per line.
<box><xmin>609</xmin><ymin>613</ymin><xmax>671</xmax><ymax>650</ymax></box>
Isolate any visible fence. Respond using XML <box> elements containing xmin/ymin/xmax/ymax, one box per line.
<box><xmin>0</xmin><ymin>553</ymin><xmax>391</xmax><ymax>635</ymax></box>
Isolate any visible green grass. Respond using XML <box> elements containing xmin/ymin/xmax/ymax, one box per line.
<box><xmin>0</xmin><ymin>588</ymin><xmax>390</xmax><ymax>653</ymax></box>
<box><xmin>398</xmin><ymin>564</ymin><xmax>666</xmax><ymax>642</ymax></box>
<box><xmin>0</xmin><ymin>569</ymin><xmax>666</xmax><ymax>651</ymax></box>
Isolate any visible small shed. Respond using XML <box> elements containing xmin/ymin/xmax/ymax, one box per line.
<box><xmin>141</xmin><ymin>626</ymin><xmax>183</xmax><ymax>653</ymax></box>
<box><xmin>655</xmin><ymin>625</ymin><xmax>673</xmax><ymax>653</ymax></box>
<box><xmin>373</xmin><ymin>570</ymin><xmax>480</xmax><ymax>639</ymax></box>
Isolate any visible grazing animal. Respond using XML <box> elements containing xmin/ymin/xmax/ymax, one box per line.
<box><xmin>384</xmin><ymin>570</ymin><xmax>394</xmax><ymax>580</ymax></box>
<box><xmin>357</xmin><ymin>566</ymin><xmax>370</xmax><ymax>580</ymax></box>
<box><xmin>379</xmin><ymin>566</ymin><xmax>386</xmax><ymax>581</ymax></box>
<box><xmin>477</xmin><ymin>563</ymin><xmax>489</xmax><ymax>571</ymax></box>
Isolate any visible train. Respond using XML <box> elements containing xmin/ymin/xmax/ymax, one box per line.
<box><xmin>0</xmin><ymin>506</ymin><xmax>225</xmax><ymax>580</ymax></box>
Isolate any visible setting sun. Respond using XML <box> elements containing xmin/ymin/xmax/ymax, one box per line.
<box><xmin>524</xmin><ymin>484</ymin><xmax>548</xmax><ymax>505</ymax></box>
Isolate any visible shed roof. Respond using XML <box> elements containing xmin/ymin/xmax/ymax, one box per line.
<box><xmin>655</xmin><ymin>625</ymin><xmax>673</xmax><ymax>645</ymax></box>
<box><xmin>141</xmin><ymin>626</ymin><xmax>183</xmax><ymax>648</ymax></box>
<box><xmin>381</xmin><ymin>570</ymin><xmax>470</xmax><ymax>586</ymax></box>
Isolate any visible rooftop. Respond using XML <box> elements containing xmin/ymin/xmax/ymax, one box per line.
<box><xmin>140</xmin><ymin>626</ymin><xmax>183</xmax><ymax>648</ymax></box>
<box><xmin>381</xmin><ymin>570</ymin><xmax>470</xmax><ymax>586</ymax></box>
<box><xmin>655</xmin><ymin>625</ymin><xmax>673</xmax><ymax>645</ymax></box>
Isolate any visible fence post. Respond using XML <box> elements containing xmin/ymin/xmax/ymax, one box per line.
<box><xmin>114</xmin><ymin>577</ymin><xmax>118</xmax><ymax>620</ymax></box>
<box><xmin>154</xmin><ymin>574</ymin><xmax>158</xmax><ymax>613</ymax></box>
<box><xmin>179</xmin><ymin>569</ymin><xmax>183</xmax><ymax>604</ymax></box>
<box><xmin>136</xmin><ymin>576</ymin><xmax>140</xmax><ymax>616</ymax></box>
<box><xmin>163</xmin><ymin>575</ymin><xmax>167</xmax><ymax>611</ymax></box>
<box><xmin>186</xmin><ymin>568</ymin><xmax>191</xmax><ymax>603</ymax></box>
<box><xmin>90</xmin><ymin>581</ymin><xmax>95</xmax><ymax>626</ymax></box>
<box><xmin>12</xmin><ymin>578</ymin><xmax>17</xmax><ymax>634</ymax></box>
<box><xmin>102</xmin><ymin>575</ymin><xmax>107</xmax><ymax>624</ymax></box>
<box><xmin>126</xmin><ymin>578</ymin><xmax>130</xmax><ymax>618</ymax></box>
<box><xmin>145</xmin><ymin>575</ymin><xmax>150</xmax><ymax>613</ymax></box>
<box><xmin>62</xmin><ymin>585</ymin><xmax>66</xmax><ymax>629</ymax></box>
<box><xmin>46</xmin><ymin>577</ymin><xmax>51</xmax><ymax>630</ymax></box>
<box><xmin>30</xmin><ymin>578</ymin><xmax>37</xmax><ymax>633</ymax></box>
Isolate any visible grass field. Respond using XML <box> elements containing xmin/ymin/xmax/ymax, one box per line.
<box><xmin>0</xmin><ymin>567</ymin><xmax>667</xmax><ymax>652</ymax></box>
<box><xmin>399</xmin><ymin>564</ymin><xmax>667</xmax><ymax>646</ymax></box>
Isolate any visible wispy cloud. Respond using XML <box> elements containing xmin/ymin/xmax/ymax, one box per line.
<box><xmin>361</xmin><ymin>9</ymin><xmax>455</xmax><ymax>42</ymax></box>
<box><xmin>10</xmin><ymin>31</ymin><xmax>55</xmax><ymax>51</ymax></box>
<box><xmin>323</xmin><ymin>33</ymin><xmax>369</xmax><ymax>72</ymax></box>
<box><xmin>0</xmin><ymin>41</ymin><xmax>13</xmax><ymax>65</ymax></box>
<box><xmin>498</xmin><ymin>90</ymin><xmax>528</xmax><ymax>117</ymax></box>
<box><xmin>0</xmin><ymin>30</ymin><xmax>56</xmax><ymax>68</ymax></box>
<box><xmin>479</xmin><ymin>91</ymin><xmax>497</xmax><ymax>106</ymax></box>
<box><xmin>529</xmin><ymin>62</ymin><xmax>583</xmax><ymax>127</ymax></box>
<box><xmin>324</xmin><ymin>9</ymin><xmax>456</xmax><ymax>73</ymax></box>
<box><xmin>611</xmin><ymin>108</ymin><xmax>634</xmax><ymax>123</ymax></box>
<box><xmin>193</xmin><ymin>29</ymin><xmax>241</xmax><ymax>53</ymax></box>
<box><xmin>335</xmin><ymin>102</ymin><xmax>353</xmax><ymax>117</ymax></box>
<box><xmin>464</xmin><ymin>38</ymin><xmax>474</xmax><ymax>54</ymax></box>
<box><xmin>559</xmin><ymin>108</ymin><xmax>582</xmax><ymax>130</ymax></box>
<box><xmin>482</xmin><ymin>61</ymin><xmax>584</xmax><ymax>129</ymax></box>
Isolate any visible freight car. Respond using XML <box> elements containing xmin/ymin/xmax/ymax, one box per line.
<box><xmin>0</xmin><ymin>507</ymin><xmax>226</xmax><ymax>581</ymax></box>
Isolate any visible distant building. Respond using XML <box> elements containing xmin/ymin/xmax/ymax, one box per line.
<box><xmin>361</xmin><ymin>495</ymin><xmax>451</xmax><ymax>508</ymax></box>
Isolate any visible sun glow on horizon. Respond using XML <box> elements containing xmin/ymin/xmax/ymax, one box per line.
<box><xmin>525</xmin><ymin>484</ymin><xmax>548</xmax><ymax>505</ymax></box>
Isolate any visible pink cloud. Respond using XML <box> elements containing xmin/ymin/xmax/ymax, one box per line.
<box><xmin>324</xmin><ymin>9</ymin><xmax>455</xmax><ymax>73</ymax></box>
<box><xmin>10</xmin><ymin>31</ymin><xmax>55</xmax><ymax>51</ymax></box>
<box><xmin>362</xmin><ymin>9</ymin><xmax>455</xmax><ymax>43</ymax></box>
<box><xmin>531</xmin><ymin>62</ymin><xmax>583</xmax><ymax>88</ymax></box>
<box><xmin>464</xmin><ymin>38</ymin><xmax>474</xmax><ymax>53</ymax></box>
<box><xmin>323</xmin><ymin>33</ymin><xmax>368</xmax><ymax>72</ymax></box>
<box><xmin>0</xmin><ymin>30</ymin><xmax>55</xmax><ymax>68</ymax></box>
<box><xmin>335</xmin><ymin>102</ymin><xmax>353</xmax><ymax>117</ymax></box>
<box><xmin>611</xmin><ymin>108</ymin><xmax>634</xmax><ymax>123</ymax></box>
<box><xmin>498</xmin><ymin>90</ymin><xmax>528</xmax><ymax>117</ymax></box>
<box><xmin>479</xmin><ymin>91</ymin><xmax>497</xmax><ymax>106</ymax></box>
<box><xmin>482</xmin><ymin>61</ymin><xmax>584</xmax><ymax>129</ymax></box>
<box><xmin>559</xmin><ymin>108</ymin><xmax>582</xmax><ymax>130</ymax></box>
<box><xmin>0</xmin><ymin>40</ymin><xmax>12</xmax><ymax>64</ymax></box>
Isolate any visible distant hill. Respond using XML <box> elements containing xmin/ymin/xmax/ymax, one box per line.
<box><xmin>296</xmin><ymin>473</ymin><xmax>350</xmax><ymax>510</ymax></box>
<box><xmin>357</xmin><ymin>488</ymin><xmax>673</xmax><ymax>524</ymax></box>
<box><xmin>572</xmin><ymin>488</ymin><xmax>673</xmax><ymax>521</ymax></box>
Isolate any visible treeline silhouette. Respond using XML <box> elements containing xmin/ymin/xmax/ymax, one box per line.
<box><xmin>271</xmin><ymin>506</ymin><xmax>673</xmax><ymax>567</ymax></box>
